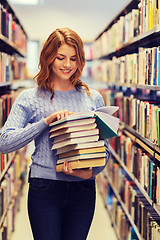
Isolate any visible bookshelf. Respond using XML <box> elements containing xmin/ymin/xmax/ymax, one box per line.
<box><xmin>94</xmin><ymin>0</ymin><xmax>160</xmax><ymax>239</ymax></box>
<box><xmin>0</xmin><ymin>0</ymin><xmax>28</xmax><ymax>239</ymax></box>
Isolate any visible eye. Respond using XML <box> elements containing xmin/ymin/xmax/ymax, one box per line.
<box><xmin>71</xmin><ymin>58</ymin><xmax>76</xmax><ymax>61</ymax></box>
<box><xmin>57</xmin><ymin>57</ymin><xmax>64</xmax><ymax>60</ymax></box>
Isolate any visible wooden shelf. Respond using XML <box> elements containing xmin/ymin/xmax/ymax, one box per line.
<box><xmin>0</xmin><ymin>34</ymin><xmax>26</xmax><ymax>57</ymax></box>
<box><xmin>97</xmin><ymin>23</ymin><xmax>160</xmax><ymax>60</ymax></box>
<box><xmin>0</xmin><ymin>82</ymin><xmax>12</xmax><ymax>88</ymax></box>
<box><xmin>119</xmin><ymin>123</ymin><xmax>160</xmax><ymax>164</ymax></box>
<box><xmin>106</xmin><ymin>82</ymin><xmax>160</xmax><ymax>91</ymax></box>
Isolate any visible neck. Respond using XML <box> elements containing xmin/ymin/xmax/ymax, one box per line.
<box><xmin>52</xmin><ymin>80</ymin><xmax>75</xmax><ymax>92</ymax></box>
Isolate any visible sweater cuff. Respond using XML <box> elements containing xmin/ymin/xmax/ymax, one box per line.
<box><xmin>37</xmin><ymin>118</ymin><xmax>49</xmax><ymax>131</ymax></box>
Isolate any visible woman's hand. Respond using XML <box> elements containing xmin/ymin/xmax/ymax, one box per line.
<box><xmin>62</xmin><ymin>161</ymin><xmax>93</xmax><ymax>179</ymax></box>
<box><xmin>44</xmin><ymin>110</ymin><xmax>75</xmax><ymax>126</ymax></box>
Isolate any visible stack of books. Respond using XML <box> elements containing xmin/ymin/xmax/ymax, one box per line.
<box><xmin>49</xmin><ymin>106</ymin><xmax>119</xmax><ymax>172</ymax></box>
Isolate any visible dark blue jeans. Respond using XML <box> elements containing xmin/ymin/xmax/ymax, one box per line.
<box><xmin>28</xmin><ymin>178</ymin><xmax>96</xmax><ymax>240</ymax></box>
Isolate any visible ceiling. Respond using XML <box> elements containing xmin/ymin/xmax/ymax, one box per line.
<box><xmin>10</xmin><ymin>0</ymin><xmax>129</xmax><ymax>43</ymax></box>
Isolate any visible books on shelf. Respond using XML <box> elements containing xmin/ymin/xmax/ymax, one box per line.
<box><xmin>93</xmin><ymin>0</ymin><xmax>160</xmax><ymax>59</ymax></box>
<box><xmin>97</xmin><ymin>44</ymin><xmax>160</xmax><ymax>87</ymax></box>
<box><xmin>0</xmin><ymin>2</ymin><xmax>27</xmax><ymax>54</ymax></box>
<box><xmin>0</xmin><ymin>1</ymin><xmax>28</xmax><ymax>239</ymax></box>
<box><xmin>93</xmin><ymin>0</ymin><xmax>160</xmax><ymax>239</ymax></box>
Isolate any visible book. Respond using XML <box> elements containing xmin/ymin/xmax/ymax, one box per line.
<box><xmin>49</xmin><ymin>106</ymin><xmax>119</xmax><ymax>140</ymax></box>
<box><xmin>49</xmin><ymin>117</ymin><xmax>96</xmax><ymax>132</ymax></box>
<box><xmin>56</xmin><ymin>157</ymin><xmax>106</xmax><ymax>172</ymax></box>
<box><xmin>55</xmin><ymin>140</ymin><xmax>105</xmax><ymax>155</ymax></box>
<box><xmin>49</xmin><ymin>122</ymin><xmax>97</xmax><ymax>138</ymax></box>
<box><xmin>52</xmin><ymin>128</ymin><xmax>99</xmax><ymax>143</ymax></box>
<box><xmin>58</xmin><ymin>146</ymin><xmax>106</xmax><ymax>159</ymax></box>
<box><xmin>51</xmin><ymin>135</ymin><xmax>99</xmax><ymax>150</ymax></box>
<box><xmin>57</xmin><ymin>151</ymin><xmax>106</xmax><ymax>164</ymax></box>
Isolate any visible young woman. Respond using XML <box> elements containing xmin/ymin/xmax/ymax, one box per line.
<box><xmin>0</xmin><ymin>27</ymin><xmax>110</xmax><ymax>240</ymax></box>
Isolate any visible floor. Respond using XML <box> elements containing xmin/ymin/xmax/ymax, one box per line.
<box><xmin>10</xmin><ymin>173</ymin><xmax>117</xmax><ymax>240</ymax></box>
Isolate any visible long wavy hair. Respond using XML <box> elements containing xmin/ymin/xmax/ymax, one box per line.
<box><xmin>34</xmin><ymin>27</ymin><xmax>90</xmax><ymax>99</ymax></box>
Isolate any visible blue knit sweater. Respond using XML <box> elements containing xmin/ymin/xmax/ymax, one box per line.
<box><xmin>0</xmin><ymin>87</ymin><xmax>110</xmax><ymax>181</ymax></box>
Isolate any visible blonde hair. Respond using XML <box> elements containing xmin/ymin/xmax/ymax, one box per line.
<box><xmin>34</xmin><ymin>27</ymin><xmax>90</xmax><ymax>99</ymax></box>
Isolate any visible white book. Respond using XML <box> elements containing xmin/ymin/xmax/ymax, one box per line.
<box><xmin>51</xmin><ymin>135</ymin><xmax>99</xmax><ymax>150</ymax></box>
<box><xmin>57</xmin><ymin>152</ymin><xmax>106</xmax><ymax>164</ymax></box>
<box><xmin>56</xmin><ymin>140</ymin><xmax>105</xmax><ymax>155</ymax></box>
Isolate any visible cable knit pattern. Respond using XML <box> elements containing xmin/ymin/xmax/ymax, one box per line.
<box><xmin>0</xmin><ymin>87</ymin><xmax>110</xmax><ymax>181</ymax></box>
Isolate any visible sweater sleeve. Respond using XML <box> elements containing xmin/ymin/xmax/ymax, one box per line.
<box><xmin>90</xmin><ymin>90</ymin><xmax>111</xmax><ymax>178</ymax></box>
<box><xmin>0</xmin><ymin>90</ymin><xmax>48</xmax><ymax>154</ymax></box>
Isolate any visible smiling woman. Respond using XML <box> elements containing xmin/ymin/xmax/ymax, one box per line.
<box><xmin>0</xmin><ymin>27</ymin><xmax>110</xmax><ymax>240</ymax></box>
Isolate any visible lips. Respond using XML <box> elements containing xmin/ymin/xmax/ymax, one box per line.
<box><xmin>61</xmin><ymin>69</ymin><xmax>72</xmax><ymax>73</ymax></box>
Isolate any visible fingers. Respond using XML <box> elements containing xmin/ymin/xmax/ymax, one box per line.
<box><xmin>56</xmin><ymin>110</ymin><xmax>69</xmax><ymax>120</ymax></box>
<box><xmin>45</xmin><ymin>110</ymin><xmax>76</xmax><ymax>125</ymax></box>
<box><xmin>62</xmin><ymin>161</ymin><xmax>73</xmax><ymax>174</ymax></box>
<box><xmin>56</xmin><ymin>110</ymin><xmax>75</xmax><ymax>120</ymax></box>
<box><xmin>68</xmin><ymin>111</ymin><xmax>75</xmax><ymax>115</ymax></box>
<box><xmin>62</xmin><ymin>162</ymin><xmax>93</xmax><ymax>179</ymax></box>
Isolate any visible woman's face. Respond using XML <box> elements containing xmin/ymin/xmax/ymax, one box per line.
<box><xmin>51</xmin><ymin>43</ymin><xmax>78</xmax><ymax>82</ymax></box>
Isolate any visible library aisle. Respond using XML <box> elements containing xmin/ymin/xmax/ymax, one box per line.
<box><xmin>10</xmin><ymin>169</ymin><xmax>117</xmax><ymax>240</ymax></box>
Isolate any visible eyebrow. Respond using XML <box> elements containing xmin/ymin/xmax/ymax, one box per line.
<box><xmin>57</xmin><ymin>53</ymin><xmax>76</xmax><ymax>58</ymax></box>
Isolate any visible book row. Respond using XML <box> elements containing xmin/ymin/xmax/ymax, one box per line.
<box><xmin>98</xmin><ymin>170</ymin><xmax>160</xmax><ymax>240</ymax></box>
<box><xmin>0</xmin><ymin>92</ymin><xmax>18</xmax><ymax>129</ymax></box>
<box><xmin>92</xmin><ymin>45</ymin><xmax>160</xmax><ymax>86</ymax></box>
<box><xmin>0</xmin><ymin>149</ymin><xmax>27</xmax><ymax>236</ymax></box>
<box><xmin>108</xmin><ymin>147</ymin><xmax>160</xmax><ymax>204</ymax></box>
<box><xmin>0</xmin><ymin>3</ymin><xmax>27</xmax><ymax>54</ymax></box>
<box><xmin>0</xmin><ymin>151</ymin><xmax>22</xmax><ymax>180</ymax></box>
<box><xmin>99</xmin><ymin>88</ymin><xmax>160</xmax><ymax>147</ymax></box>
<box><xmin>93</xmin><ymin>0</ymin><xmax>160</xmax><ymax>58</ymax></box>
<box><xmin>0</xmin><ymin>176</ymin><xmax>25</xmax><ymax>240</ymax></box>
<box><xmin>111</xmin><ymin>196</ymin><xmax>132</xmax><ymax>240</ymax></box>
<box><xmin>0</xmin><ymin>52</ymin><xmax>26</xmax><ymax>84</ymax></box>
<box><xmin>97</xmin><ymin>174</ymin><xmax>139</xmax><ymax>240</ymax></box>
<box><xmin>0</xmin><ymin>164</ymin><xmax>15</xmax><ymax>219</ymax></box>
<box><xmin>114</xmin><ymin>93</ymin><xmax>160</xmax><ymax>146</ymax></box>
<box><xmin>0</xmin><ymin>201</ymin><xmax>15</xmax><ymax>240</ymax></box>
<box><xmin>108</xmin><ymin>154</ymin><xmax>160</xmax><ymax>228</ymax></box>
<box><xmin>0</xmin><ymin>153</ymin><xmax>9</xmax><ymax>174</ymax></box>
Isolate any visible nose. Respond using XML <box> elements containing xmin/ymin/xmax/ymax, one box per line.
<box><xmin>63</xmin><ymin>58</ymin><xmax>71</xmax><ymax>68</ymax></box>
